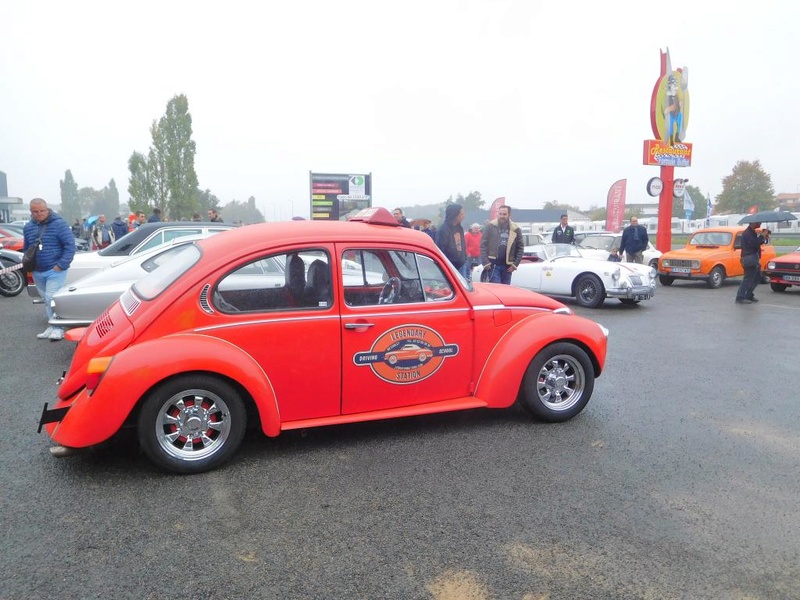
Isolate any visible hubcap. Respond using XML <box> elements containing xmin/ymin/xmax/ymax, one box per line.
<box><xmin>536</xmin><ymin>355</ymin><xmax>585</xmax><ymax>411</ymax></box>
<box><xmin>155</xmin><ymin>389</ymin><xmax>232</xmax><ymax>461</ymax></box>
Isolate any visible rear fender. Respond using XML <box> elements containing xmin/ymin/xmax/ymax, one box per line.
<box><xmin>55</xmin><ymin>333</ymin><xmax>280</xmax><ymax>447</ymax></box>
<box><xmin>474</xmin><ymin>313</ymin><xmax>607</xmax><ymax>408</ymax></box>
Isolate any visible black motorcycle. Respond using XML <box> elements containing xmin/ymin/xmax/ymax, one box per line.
<box><xmin>0</xmin><ymin>249</ymin><xmax>25</xmax><ymax>297</ymax></box>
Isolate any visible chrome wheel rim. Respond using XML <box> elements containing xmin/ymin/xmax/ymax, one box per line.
<box><xmin>536</xmin><ymin>354</ymin><xmax>586</xmax><ymax>411</ymax></box>
<box><xmin>154</xmin><ymin>388</ymin><xmax>232</xmax><ymax>462</ymax></box>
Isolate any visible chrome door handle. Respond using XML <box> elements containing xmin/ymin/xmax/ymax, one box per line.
<box><xmin>344</xmin><ymin>322</ymin><xmax>375</xmax><ymax>329</ymax></box>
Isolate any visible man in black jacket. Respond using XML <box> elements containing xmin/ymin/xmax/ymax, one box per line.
<box><xmin>617</xmin><ymin>217</ymin><xmax>649</xmax><ymax>263</ymax></box>
<box><xmin>480</xmin><ymin>205</ymin><xmax>524</xmax><ymax>285</ymax></box>
<box><xmin>436</xmin><ymin>204</ymin><xmax>467</xmax><ymax>277</ymax></box>
<box><xmin>735</xmin><ymin>222</ymin><xmax>770</xmax><ymax>304</ymax></box>
<box><xmin>551</xmin><ymin>214</ymin><xmax>575</xmax><ymax>244</ymax></box>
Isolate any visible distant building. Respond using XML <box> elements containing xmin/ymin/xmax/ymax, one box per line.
<box><xmin>776</xmin><ymin>193</ymin><xmax>800</xmax><ymax>211</ymax></box>
<box><xmin>0</xmin><ymin>170</ymin><xmax>24</xmax><ymax>223</ymax></box>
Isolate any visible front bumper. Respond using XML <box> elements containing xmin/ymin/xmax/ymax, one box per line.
<box><xmin>606</xmin><ymin>285</ymin><xmax>655</xmax><ymax>300</ymax></box>
<box><xmin>659</xmin><ymin>269</ymin><xmax>706</xmax><ymax>281</ymax></box>
<box><xmin>765</xmin><ymin>271</ymin><xmax>800</xmax><ymax>286</ymax></box>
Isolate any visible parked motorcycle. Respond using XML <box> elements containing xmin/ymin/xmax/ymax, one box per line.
<box><xmin>0</xmin><ymin>249</ymin><xmax>25</xmax><ymax>297</ymax></box>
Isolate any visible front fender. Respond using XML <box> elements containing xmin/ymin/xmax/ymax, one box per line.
<box><xmin>474</xmin><ymin>313</ymin><xmax>607</xmax><ymax>409</ymax></box>
<box><xmin>51</xmin><ymin>333</ymin><xmax>281</xmax><ymax>448</ymax></box>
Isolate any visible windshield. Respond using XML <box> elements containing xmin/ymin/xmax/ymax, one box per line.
<box><xmin>690</xmin><ymin>232</ymin><xmax>731</xmax><ymax>246</ymax></box>
<box><xmin>578</xmin><ymin>236</ymin><xmax>616</xmax><ymax>251</ymax></box>
<box><xmin>132</xmin><ymin>244</ymin><xmax>201</xmax><ymax>300</ymax></box>
<box><xmin>533</xmin><ymin>243</ymin><xmax>584</xmax><ymax>260</ymax></box>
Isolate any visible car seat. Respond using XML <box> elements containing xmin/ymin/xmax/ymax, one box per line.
<box><xmin>304</xmin><ymin>259</ymin><xmax>331</xmax><ymax>307</ymax></box>
<box><xmin>285</xmin><ymin>254</ymin><xmax>306</xmax><ymax>305</ymax></box>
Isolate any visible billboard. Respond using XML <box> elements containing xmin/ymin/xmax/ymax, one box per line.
<box><xmin>310</xmin><ymin>172</ymin><xmax>372</xmax><ymax>220</ymax></box>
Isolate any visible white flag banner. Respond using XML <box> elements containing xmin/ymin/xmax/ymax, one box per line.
<box><xmin>683</xmin><ymin>188</ymin><xmax>694</xmax><ymax>211</ymax></box>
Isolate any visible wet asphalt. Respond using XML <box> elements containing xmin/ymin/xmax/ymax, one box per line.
<box><xmin>2</xmin><ymin>279</ymin><xmax>799</xmax><ymax>600</ymax></box>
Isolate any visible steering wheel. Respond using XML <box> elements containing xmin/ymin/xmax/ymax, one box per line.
<box><xmin>378</xmin><ymin>277</ymin><xmax>402</xmax><ymax>304</ymax></box>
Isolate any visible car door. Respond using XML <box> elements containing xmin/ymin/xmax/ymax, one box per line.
<box><xmin>210</xmin><ymin>246</ymin><xmax>341</xmax><ymax>423</ymax></box>
<box><xmin>338</xmin><ymin>245</ymin><xmax>474</xmax><ymax>415</ymax></box>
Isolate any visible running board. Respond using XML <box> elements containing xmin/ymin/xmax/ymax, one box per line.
<box><xmin>281</xmin><ymin>397</ymin><xmax>487</xmax><ymax>431</ymax></box>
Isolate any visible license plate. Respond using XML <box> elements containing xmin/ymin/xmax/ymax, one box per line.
<box><xmin>670</xmin><ymin>267</ymin><xmax>691</xmax><ymax>274</ymax></box>
<box><xmin>784</xmin><ymin>275</ymin><xmax>800</xmax><ymax>282</ymax></box>
<box><xmin>634</xmin><ymin>294</ymin><xmax>651</xmax><ymax>301</ymax></box>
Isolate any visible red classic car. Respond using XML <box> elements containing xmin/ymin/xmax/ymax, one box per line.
<box><xmin>765</xmin><ymin>247</ymin><xmax>800</xmax><ymax>292</ymax></box>
<box><xmin>39</xmin><ymin>208</ymin><xmax>609</xmax><ymax>473</ymax></box>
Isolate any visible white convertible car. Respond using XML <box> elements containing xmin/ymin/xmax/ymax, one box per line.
<box><xmin>575</xmin><ymin>231</ymin><xmax>662</xmax><ymax>270</ymax></box>
<box><xmin>474</xmin><ymin>243</ymin><xmax>657</xmax><ymax>308</ymax></box>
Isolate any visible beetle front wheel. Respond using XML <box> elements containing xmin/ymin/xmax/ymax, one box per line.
<box><xmin>519</xmin><ymin>343</ymin><xmax>594</xmax><ymax>422</ymax></box>
<box><xmin>137</xmin><ymin>375</ymin><xmax>246</xmax><ymax>474</ymax></box>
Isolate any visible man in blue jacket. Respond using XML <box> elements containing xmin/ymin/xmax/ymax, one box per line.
<box><xmin>23</xmin><ymin>198</ymin><xmax>76</xmax><ymax>341</ymax></box>
<box><xmin>616</xmin><ymin>216</ymin><xmax>649</xmax><ymax>263</ymax></box>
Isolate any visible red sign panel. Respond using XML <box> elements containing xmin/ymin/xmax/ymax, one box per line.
<box><xmin>642</xmin><ymin>139</ymin><xmax>693</xmax><ymax>167</ymax></box>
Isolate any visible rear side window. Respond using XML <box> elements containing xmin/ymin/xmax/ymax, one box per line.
<box><xmin>214</xmin><ymin>249</ymin><xmax>331</xmax><ymax>312</ymax></box>
<box><xmin>133</xmin><ymin>244</ymin><xmax>202</xmax><ymax>300</ymax></box>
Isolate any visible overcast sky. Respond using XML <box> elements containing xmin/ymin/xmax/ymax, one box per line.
<box><xmin>2</xmin><ymin>0</ymin><xmax>798</xmax><ymax>220</ymax></box>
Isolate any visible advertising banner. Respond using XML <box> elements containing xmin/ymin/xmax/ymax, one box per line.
<box><xmin>606</xmin><ymin>179</ymin><xmax>627</xmax><ymax>233</ymax></box>
<box><xmin>488</xmin><ymin>197</ymin><xmax>506</xmax><ymax>220</ymax></box>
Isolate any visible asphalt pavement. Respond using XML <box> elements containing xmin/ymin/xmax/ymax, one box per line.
<box><xmin>2</xmin><ymin>280</ymin><xmax>799</xmax><ymax>600</ymax></box>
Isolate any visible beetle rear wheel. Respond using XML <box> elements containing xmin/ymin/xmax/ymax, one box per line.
<box><xmin>137</xmin><ymin>375</ymin><xmax>246</xmax><ymax>474</ymax></box>
<box><xmin>518</xmin><ymin>342</ymin><xmax>594</xmax><ymax>422</ymax></box>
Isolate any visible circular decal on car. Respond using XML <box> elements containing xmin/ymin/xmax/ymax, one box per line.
<box><xmin>353</xmin><ymin>325</ymin><xmax>459</xmax><ymax>384</ymax></box>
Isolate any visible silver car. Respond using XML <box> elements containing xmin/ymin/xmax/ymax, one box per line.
<box><xmin>48</xmin><ymin>236</ymin><xmax>217</xmax><ymax>328</ymax></box>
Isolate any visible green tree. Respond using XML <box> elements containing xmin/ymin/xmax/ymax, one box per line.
<box><xmin>587</xmin><ymin>205</ymin><xmax>606</xmax><ymax>221</ymax></box>
<box><xmin>220</xmin><ymin>197</ymin><xmax>264</xmax><ymax>224</ymax></box>
<box><xmin>160</xmin><ymin>95</ymin><xmax>199</xmax><ymax>219</ymax></box>
<box><xmin>543</xmin><ymin>201</ymin><xmax>585</xmax><ymax>214</ymax></box>
<box><xmin>127</xmin><ymin>94</ymin><xmax>199</xmax><ymax>220</ymax></box>
<box><xmin>127</xmin><ymin>151</ymin><xmax>152</xmax><ymax>215</ymax></box>
<box><xmin>196</xmin><ymin>188</ymin><xmax>222</xmax><ymax>214</ymax></box>
<box><xmin>59</xmin><ymin>169</ymin><xmax>81</xmax><ymax>223</ymax></box>
<box><xmin>716</xmin><ymin>160</ymin><xmax>776</xmax><ymax>214</ymax></box>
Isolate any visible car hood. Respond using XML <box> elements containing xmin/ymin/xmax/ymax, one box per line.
<box><xmin>473</xmin><ymin>282</ymin><xmax>569</xmax><ymax>312</ymax></box>
<box><xmin>662</xmin><ymin>246</ymin><xmax>729</xmax><ymax>260</ymax></box>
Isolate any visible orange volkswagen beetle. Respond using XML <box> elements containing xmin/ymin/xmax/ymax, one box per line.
<box><xmin>39</xmin><ymin>208</ymin><xmax>608</xmax><ymax>473</ymax></box>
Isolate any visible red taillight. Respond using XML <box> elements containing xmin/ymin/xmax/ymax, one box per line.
<box><xmin>86</xmin><ymin>357</ymin><xmax>113</xmax><ymax>395</ymax></box>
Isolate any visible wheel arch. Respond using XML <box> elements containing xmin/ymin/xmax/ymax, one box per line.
<box><xmin>59</xmin><ymin>334</ymin><xmax>282</xmax><ymax>448</ymax></box>
<box><xmin>473</xmin><ymin>314</ymin><xmax>606</xmax><ymax>409</ymax></box>
<box><xmin>570</xmin><ymin>271</ymin><xmax>607</xmax><ymax>297</ymax></box>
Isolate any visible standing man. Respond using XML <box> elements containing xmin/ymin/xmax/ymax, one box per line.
<box><xmin>616</xmin><ymin>216</ymin><xmax>649</xmax><ymax>263</ymax></box>
<box><xmin>148</xmin><ymin>207</ymin><xmax>162</xmax><ymax>223</ymax></box>
<box><xmin>23</xmin><ymin>198</ymin><xmax>75</xmax><ymax>341</ymax></box>
<box><xmin>392</xmin><ymin>208</ymin><xmax>411</xmax><ymax>228</ymax></box>
<box><xmin>465</xmin><ymin>223</ymin><xmax>482</xmax><ymax>271</ymax></box>
<box><xmin>91</xmin><ymin>214</ymin><xmax>115</xmax><ymax>249</ymax></box>
<box><xmin>111</xmin><ymin>215</ymin><xmax>128</xmax><ymax>240</ymax></box>
<box><xmin>207</xmin><ymin>208</ymin><xmax>224</xmax><ymax>223</ymax></box>
<box><xmin>551</xmin><ymin>214</ymin><xmax>575</xmax><ymax>244</ymax></box>
<box><xmin>133</xmin><ymin>212</ymin><xmax>147</xmax><ymax>228</ymax></box>
<box><xmin>735</xmin><ymin>222</ymin><xmax>770</xmax><ymax>304</ymax></box>
<box><xmin>480</xmin><ymin>205</ymin><xmax>524</xmax><ymax>285</ymax></box>
<box><xmin>436</xmin><ymin>204</ymin><xmax>467</xmax><ymax>277</ymax></box>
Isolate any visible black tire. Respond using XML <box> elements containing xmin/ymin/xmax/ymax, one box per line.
<box><xmin>574</xmin><ymin>274</ymin><xmax>605</xmax><ymax>308</ymax></box>
<box><xmin>658</xmin><ymin>274</ymin><xmax>674</xmax><ymax>286</ymax></box>
<box><xmin>770</xmin><ymin>282</ymin><xmax>788</xmax><ymax>293</ymax></box>
<box><xmin>137</xmin><ymin>375</ymin><xmax>246</xmax><ymax>474</ymax></box>
<box><xmin>619</xmin><ymin>299</ymin><xmax>640</xmax><ymax>305</ymax></box>
<box><xmin>707</xmin><ymin>266</ymin><xmax>725</xmax><ymax>289</ymax></box>
<box><xmin>0</xmin><ymin>267</ymin><xmax>25</xmax><ymax>297</ymax></box>
<box><xmin>519</xmin><ymin>342</ymin><xmax>594</xmax><ymax>422</ymax></box>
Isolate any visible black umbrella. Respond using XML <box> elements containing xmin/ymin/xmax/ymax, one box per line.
<box><xmin>739</xmin><ymin>210</ymin><xmax>798</xmax><ymax>224</ymax></box>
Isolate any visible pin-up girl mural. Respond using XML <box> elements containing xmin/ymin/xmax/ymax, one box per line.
<box><xmin>650</xmin><ymin>48</ymin><xmax>690</xmax><ymax>146</ymax></box>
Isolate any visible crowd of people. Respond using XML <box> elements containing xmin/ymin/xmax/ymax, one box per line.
<box><xmin>391</xmin><ymin>203</ymin><xmax>525</xmax><ymax>285</ymax></box>
<box><xmin>69</xmin><ymin>207</ymin><xmax>225</xmax><ymax>250</ymax></box>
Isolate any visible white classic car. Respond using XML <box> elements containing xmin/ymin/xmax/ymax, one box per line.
<box><xmin>474</xmin><ymin>243</ymin><xmax>657</xmax><ymax>308</ymax></box>
<box><xmin>574</xmin><ymin>231</ymin><xmax>662</xmax><ymax>270</ymax></box>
